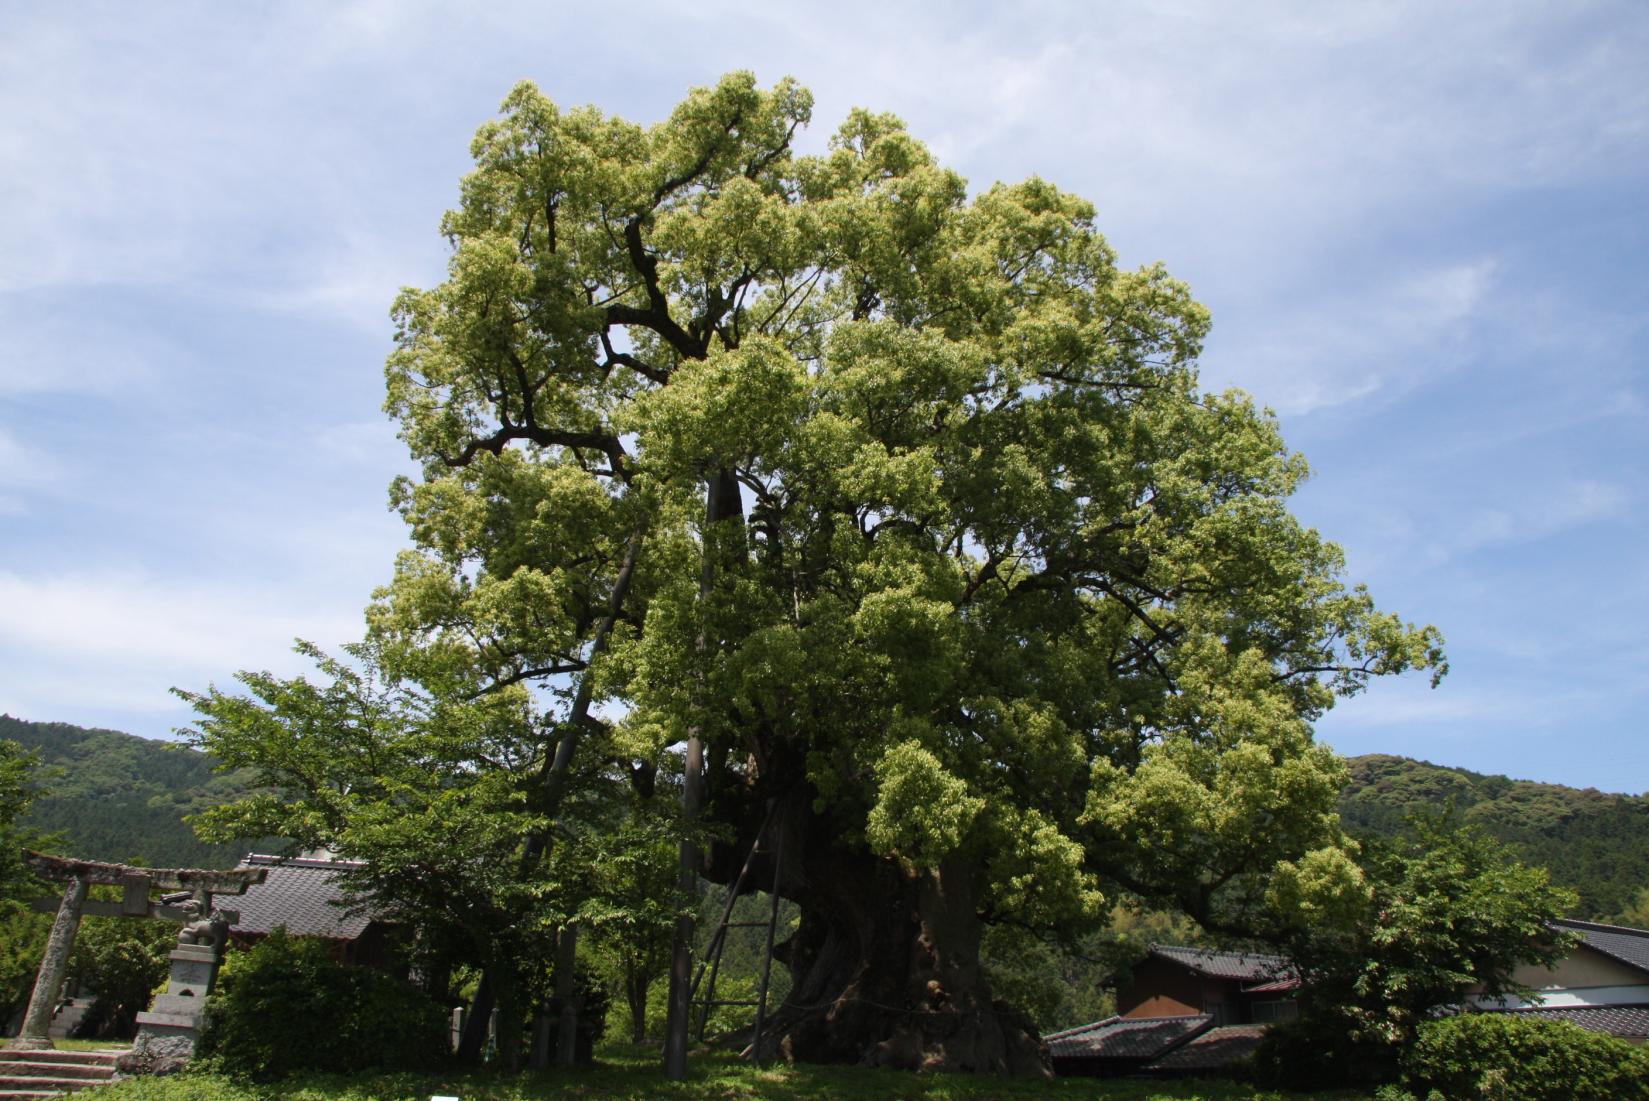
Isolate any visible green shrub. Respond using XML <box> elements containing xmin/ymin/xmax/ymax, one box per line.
<box><xmin>196</xmin><ymin>928</ymin><xmax>447</xmax><ymax>1080</ymax></box>
<box><xmin>1402</xmin><ymin>1012</ymin><xmax>1649</xmax><ymax>1101</ymax></box>
<box><xmin>1248</xmin><ymin>1011</ymin><xmax>1400</xmax><ymax>1090</ymax></box>
<box><xmin>68</xmin><ymin>914</ymin><xmax>174</xmax><ymax>1038</ymax></box>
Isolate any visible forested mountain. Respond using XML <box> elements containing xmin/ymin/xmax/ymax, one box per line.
<box><xmin>0</xmin><ymin>715</ymin><xmax>265</xmax><ymax>869</ymax></box>
<box><xmin>4</xmin><ymin>714</ymin><xmax>1646</xmax><ymax>922</ymax></box>
<box><xmin>1340</xmin><ymin>754</ymin><xmax>1649</xmax><ymax>921</ymax></box>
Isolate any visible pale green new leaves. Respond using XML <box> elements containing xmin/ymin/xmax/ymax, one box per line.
<box><xmin>1266</xmin><ymin>845</ymin><xmax>1371</xmax><ymax>929</ymax></box>
<box><xmin>626</xmin><ymin>337</ymin><xmax>809</xmax><ymax>477</ymax></box>
<box><xmin>366</xmin><ymin>71</ymin><xmax>1446</xmax><ymax>952</ymax></box>
<box><xmin>865</xmin><ymin>740</ymin><xmax>984</xmax><ymax>866</ymax></box>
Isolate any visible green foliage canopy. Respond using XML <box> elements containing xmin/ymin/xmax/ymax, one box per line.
<box><xmin>187</xmin><ymin>72</ymin><xmax>1444</xmax><ymax>1067</ymax></box>
<box><xmin>0</xmin><ymin>735</ymin><xmax>49</xmax><ymax>1026</ymax></box>
<box><xmin>374</xmin><ymin>70</ymin><xmax>1441</xmax><ymax>933</ymax></box>
<box><xmin>1261</xmin><ymin>818</ymin><xmax>1576</xmax><ymax>1085</ymax></box>
<box><xmin>0</xmin><ymin>736</ymin><xmax>38</xmax><ymax>897</ymax></box>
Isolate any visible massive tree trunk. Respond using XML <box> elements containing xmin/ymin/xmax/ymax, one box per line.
<box><xmin>706</xmin><ymin>793</ymin><xmax>1048</xmax><ymax>1076</ymax></box>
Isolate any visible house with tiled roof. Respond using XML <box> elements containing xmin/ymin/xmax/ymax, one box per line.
<box><xmin>1051</xmin><ymin>920</ymin><xmax>1649</xmax><ymax>1077</ymax></box>
<box><xmin>227</xmin><ymin>854</ymin><xmax>403</xmax><ymax>968</ymax></box>
<box><xmin>1116</xmin><ymin>944</ymin><xmax>1299</xmax><ymax>1025</ymax></box>
<box><xmin>1469</xmin><ymin>918</ymin><xmax>1649</xmax><ymax>1042</ymax></box>
<box><xmin>1046</xmin><ymin>1013</ymin><xmax>1212</xmax><ymax>1077</ymax></box>
<box><xmin>1048</xmin><ymin>945</ymin><xmax>1298</xmax><ymax>1076</ymax></box>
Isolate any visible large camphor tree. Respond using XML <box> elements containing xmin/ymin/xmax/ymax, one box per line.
<box><xmin>241</xmin><ymin>73</ymin><xmax>1444</xmax><ymax>1074</ymax></box>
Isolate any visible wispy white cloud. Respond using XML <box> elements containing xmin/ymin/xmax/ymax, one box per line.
<box><xmin>0</xmin><ymin>568</ymin><xmax>366</xmax><ymax>725</ymax></box>
<box><xmin>240</xmin><ymin>232</ymin><xmax>439</xmax><ymax>332</ymax></box>
<box><xmin>0</xmin><ymin>429</ymin><xmax>60</xmax><ymax>489</ymax></box>
<box><xmin>0</xmin><ymin>300</ymin><xmax>170</xmax><ymax>398</ymax></box>
<box><xmin>0</xmin><ymin>569</ymin><xmax>363</xmax><ymax>669</ymax></box>
<box><xmin>1205</xmin><ymin>258</ymin><xmax>1499</xmax><ymax>415</ymax></box>
<box><xmin>1424</xmin><ymin>478</ymin><xmax>1630</xmax><ymax>565</ymax></box>
<box><xmin>312</xmin><ymin>417</ymin><xmax>404</xmax><ymax>470</ymax></box>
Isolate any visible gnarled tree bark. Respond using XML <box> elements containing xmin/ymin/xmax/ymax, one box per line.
<box><xmin>705</xmin><ymin>791</ymin><xmax>1048</xmax><ymax>1076</ymax></box>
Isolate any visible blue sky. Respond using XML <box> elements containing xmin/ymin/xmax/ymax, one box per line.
<box><xmin>1</xmin><ymin>2</ymin><xmax>1644</xmax><ymax>790</ymax></box>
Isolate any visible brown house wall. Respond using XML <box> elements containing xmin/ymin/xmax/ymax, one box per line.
<box><xmin>1119</xmin><ymin>957</ymin><xmax>1206</xmax><ymax>1018</ymax></box>
<box><xmin>1118</xmin><ymin>956</ymin><xmax>1298</xmax><ymax>1024</ymax></box>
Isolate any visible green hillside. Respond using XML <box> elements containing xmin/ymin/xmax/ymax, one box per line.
<box><xmin>0</xmin><ymin>714</ymin><xmax>266</xmax><ymax>869</ymax></box>
<box><xmin>1340</xmin><ymin>753</ymin><xmax>1649</xmax><ymax>921</ymax></box>
<box><xmin>4</xmin><ymin>714</ymin><xmax>1646</xmax><ymax>923</ymax></box>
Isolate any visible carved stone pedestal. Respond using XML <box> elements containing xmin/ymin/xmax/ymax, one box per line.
<box><xmin>131</xmin><ymin>944</ymin><xmax>220</xmax><ymax>1064</ymax></box>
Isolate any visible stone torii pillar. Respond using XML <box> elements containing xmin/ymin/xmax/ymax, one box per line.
<box><xmin>6</xmin><ymin>852</ymin><xmax>266</xmax><ymax>1052</ymax></box>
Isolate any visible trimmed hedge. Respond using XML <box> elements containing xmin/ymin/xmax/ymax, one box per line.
<box><xmin>1402</xmin><ymin>1013</ymin><xmax>1649</xmax><ymax>1101</ymax></box>
<box><xmin>197</xmin><ymin>929</ymin><xmax>447</xmax><ymax>1080</ymax></box>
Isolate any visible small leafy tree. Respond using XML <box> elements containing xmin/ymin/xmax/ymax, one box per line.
<box><xmin>575</xmin><ymin>813</ymin><xmax>678</xmax><ymax>1043</ymax></box>
<box><xmin>0</xmin><ymin>738</ymin><xmax>40</xmax><ymax>902</ymax></box>
<box><xmin>66</xmin><ymin>912</ymin><xmax>173</xmax><ymax>1038</ymax></box>
<box><xmin>184</xmin><ymin>642</ymin><xmax>591</xmax><ymax>1069</ymax></box>
<box><xmin>183</xmin><ymin>640</ymin><xmax>681</xmax><ymax>1069</ymax></box>
<box><xmin>0</xmin><ymin>738</ymin><xmax>49</xmax><ymax>1027</ymax></box>
<box><xmin>1259</xmin><ymin>817</ymin><xmax>1577</xmax><ymax>1085</ymax></box>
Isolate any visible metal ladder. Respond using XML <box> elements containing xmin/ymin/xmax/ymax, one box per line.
<box><xmin>689</xmin><ymin>798</ymin><xmax>787</xmax><ymax>1062</ymax></box>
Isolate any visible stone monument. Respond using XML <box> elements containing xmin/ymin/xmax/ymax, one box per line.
<box><xmin>130</xmin><ymin>896</ymin><xmax>235</xmax><ymax>1067</ymax></box>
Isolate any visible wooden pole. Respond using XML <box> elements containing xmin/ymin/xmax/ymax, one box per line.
<box><xmin>662</xmin><ymin>734</ymin><xmax>703</xmax><ymax>1080</ymax></box>
<box><xmin>664</xmin><ymin>470</ymin><xmax>740</xmax><ymax>1080</ymax></box>
<box><xmin>752</xmin><ymin>813</ymin><xmax>786</xmax><ymax>1065</ymax></box>
<box><xmin>554</xmin><ymin>923</ymin><xmax>580</xmax><ymax>1068</ymax></box>
<box><xmin>10</xmin><ymin>875</ymin><xmax>88</xmax><ymax>1050</ymax></box>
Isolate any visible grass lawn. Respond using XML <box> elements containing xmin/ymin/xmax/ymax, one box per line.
<box><xmin>52</xmin><ymin>1038</ymin><xmax>132</xmax><ymax>1051</ymax></box>
<box><xmin>94</xmin><ymin>1045</ymin><xmax>1377</xmax><ymax>1101</ymax></box>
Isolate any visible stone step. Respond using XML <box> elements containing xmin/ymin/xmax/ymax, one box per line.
<box><xmin>0</xmin><ymin>1063</ymin><xmax>111</xmax><ymax>1082</ymax></box>
<box><xmin>0</xmin><ymin>1076</ymin><xmax>93</xmax><ymax>1093</ymax></box>
<box><xmin>0</xmin><ymin>1091</ymin><xmax>75</xmax><ymax>1100</ymax></box>
<box><xmin>0</xmin><ymin>1053</ymin><xmax>121</xmax><ymax>1068</ymax></box>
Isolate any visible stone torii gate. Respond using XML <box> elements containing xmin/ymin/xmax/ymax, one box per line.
<box><xmin>7</xmin><ymin>851</ymin><xmax>266</xmax><ymax>1052</ymax></box>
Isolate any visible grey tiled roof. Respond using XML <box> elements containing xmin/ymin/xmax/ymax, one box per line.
<box><xmin>1046</xmin><ymin>1014</ymin><xmax>1211</xmax><ymax>1061</ymax></box>
<box><xmin>1494</xmin><ymin>1004</ymin><xmax>1649</xmax><ymax>1040</ymax></box>
<box><xmin>1553</xmin><ymin>919</ymin><xmax>1649</xmax><ymax>978</ymax></box>
<box><xmin>1149</xmin><ymin>944</ymin><xmax>1294</xmax><ymax>983</ymax></box>
<box><xmin>1145</xmin><ymin>1024</ymin><xmax>1270</xmax><ymax>1071</ymax></box>
<box><xmin>228</xmin><ymin>854</ymin><xmax>378</xmax><ymax>940</ymax></box>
